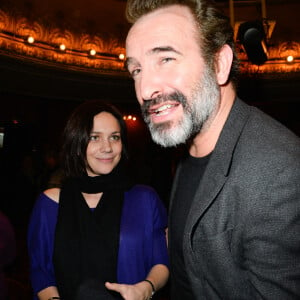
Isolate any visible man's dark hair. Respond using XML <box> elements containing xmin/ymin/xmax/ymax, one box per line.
<box><xmin>126</xmin><ymin>0</ymin><xmax>239</xmax><ymax>86</ymax></box>
<box><xmin>61</xmin><ymin>100</ymin><xmax>128</xmax><ymax>178</ymax></box>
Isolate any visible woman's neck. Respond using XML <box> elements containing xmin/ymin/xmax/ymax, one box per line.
<box><xmin>82</xmin><ymin>192</ymin><xmax>103</xmax><ymax>208</ymax></box>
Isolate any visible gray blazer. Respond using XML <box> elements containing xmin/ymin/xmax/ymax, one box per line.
<box><xmin>169</xmin><ymin>98</ymin><xmax>300</xmax><ymax>299</ymax></box>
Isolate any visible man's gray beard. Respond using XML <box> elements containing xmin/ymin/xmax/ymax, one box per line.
<box><xmin>145</xmin><ymin>68</ymin><xmax>220</xmax><ymax>147</ymax></box>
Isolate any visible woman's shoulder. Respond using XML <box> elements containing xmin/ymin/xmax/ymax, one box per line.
<box><xmin>44</xmin><ymin>188</ymin><xmax>61</xmax><ymax>203</ymax></box>
<box><xmin>127</xmin><ymin>184</ymin><xmax>158</xmax><ymax>196</ymax></box>
<box><xmin>125</xmin><ymin>184</ymin><xmax>162</xmax><ymax>207</ymax></box>
<box><xmin>30</xmin><ymin>189</ymin><xmax>60</xmax><ymax>220</ymax></box>
<box><xmin>124</xmin><ymin>185</ymin><xmax>168</xmax><ymax>224</ymax></box>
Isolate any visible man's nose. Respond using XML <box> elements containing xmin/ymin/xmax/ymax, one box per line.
<box><xmin>138</xmin><ymin>69</ymin><xmax>163</xmax><ymax>102</ymax></box>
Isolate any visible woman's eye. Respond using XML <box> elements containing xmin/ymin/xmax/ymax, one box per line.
<box><xmin>89</xmin><ymin>135</ymin><xmax>98</xmax><ymax>141</ymax></box>
<box><xmin>111</xmin><ymin>135</ymin><xmax>121</xmax><ymax>141</ymax></box>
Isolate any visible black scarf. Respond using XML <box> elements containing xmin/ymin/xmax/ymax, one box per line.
<box><xmin>53</xmin><ymin>165</ymin><xmax>132</xmax><ymax>300</ymax></box>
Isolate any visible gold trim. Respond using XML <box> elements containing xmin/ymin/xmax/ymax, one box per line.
<box><xmin>0</xmin><ymin>9</ymin><xmax>299</xmax><ymax>75</ymax></box>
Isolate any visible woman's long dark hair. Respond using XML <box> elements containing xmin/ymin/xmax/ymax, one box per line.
<box><xmin>61</xmin><ymin>100</ymin><xmax>128</xmax><ymax>179</ymax></box>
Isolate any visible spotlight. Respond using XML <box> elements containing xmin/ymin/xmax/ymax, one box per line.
<box><xmin>238</xmin><ymin>20</ymin><xmax>268</xmax><ymax>65</ymax></box>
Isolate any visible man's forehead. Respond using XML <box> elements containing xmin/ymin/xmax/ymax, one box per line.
<box><xmin>126</xmin><ymin>6</ymin><xmax>194</xmax><ymax>52</ymax></box>
<box><xmin>127</xmin><ymin>4</ymin><xmax>193</xmax><ymax>39</ymax></box>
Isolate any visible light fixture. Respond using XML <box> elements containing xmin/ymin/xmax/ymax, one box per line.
<box><xmin>27</xmin><ymin>36</ymin><xmax>35</xmax><ymax>44</ymax></box>
<box><xmin>59</xmin><ymin>43</ymin><xmax>66</xmax><ymax>51</ymax></box>
<box><xmin>89</xmin><ymin>49</ymin><xmax>96</xmax><ymax>56</ymax></box>
<box><xmin>237</xmin><ymin>20</ymin><xmax>268</xmax><ymax>65</ymax></box>
<box><xmin>286</xmin><ymin>55</ymin><xmax>294</xmax><ymax>63</ymax></box>
<box><xmin>123</xmin><ymin>115</ymin><xmax>137</xmax><ymax>121</ymax></box>
<box><xmin>119</xmin><ymin>53</ymin><xmax>125</xmax><ymax>60</ymax></box>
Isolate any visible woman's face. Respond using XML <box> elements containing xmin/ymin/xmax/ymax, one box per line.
<box><xmin>86</xmin><ymin>112</ymin><xmax>122</xmax><ymax>176</ymax></box>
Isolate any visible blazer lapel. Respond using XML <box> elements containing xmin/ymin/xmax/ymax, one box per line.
<box><xmin>184</xmin><ymin>98</ymin><xmax>251</xmax><ymax>240</ymax></box>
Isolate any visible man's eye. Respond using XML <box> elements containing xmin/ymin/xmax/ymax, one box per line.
<box><xmin>131</xmin><ymin>68</ymin><xmax>141</xmax><ymax>77</ymax></box>
<box><xmin>162</xmin><ymin>57</ymin><xmax>174</xmax><ymax>63</ymax></box>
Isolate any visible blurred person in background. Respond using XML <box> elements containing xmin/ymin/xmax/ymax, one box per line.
<box><xmin>0</xmin><ymin>210</ymin><xmax>16</xmax><ymax>300</ymax></box>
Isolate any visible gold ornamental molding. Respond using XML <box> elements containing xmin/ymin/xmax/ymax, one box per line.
<box><xmin>238</xmin><ymin>41</ymin><xmax>300</xmax><ymax>74</ymax></box>
<box><xmin>0</xmin><ymin>9</ymin><xmax>126</xmax><ymax>75</ymax></box>
<box><xmin>0</xmin><ymin>9</ymin><xmax>300</xmax><ymax>75</ymax></box>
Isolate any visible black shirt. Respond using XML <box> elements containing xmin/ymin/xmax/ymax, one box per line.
<box><xmin>169</xmin><ymin>153</ymin><xmax>211</xmax><ymax>299</ymax></box>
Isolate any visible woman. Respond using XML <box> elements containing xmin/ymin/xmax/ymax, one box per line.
<box><xmin>28</xmin><ymin>100</ymin><xmax>169</xmax><ymax>300</ymax></box>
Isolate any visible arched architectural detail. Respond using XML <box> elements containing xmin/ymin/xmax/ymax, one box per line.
<box><xmin>0</xmin><ymin>8</ymin><xmax>298</xmax><ymax>75</ymax></box>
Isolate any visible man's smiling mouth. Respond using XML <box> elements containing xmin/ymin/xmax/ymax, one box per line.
<box><xmin>149</xmin><ymin>103</ymin><xmax>179</xmax><ymax>116</ymax></box>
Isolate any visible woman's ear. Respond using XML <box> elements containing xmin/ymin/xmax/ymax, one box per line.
<box><xmin>215</xmin><ymin>44</ymin><xmax>233</xmax><ymax>85</ymax></box>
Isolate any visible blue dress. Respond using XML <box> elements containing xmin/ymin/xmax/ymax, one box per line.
<box><xmin>28</xmin><ymin>184</ymin><xmax>169</xmax><ymax>298</ymax></box>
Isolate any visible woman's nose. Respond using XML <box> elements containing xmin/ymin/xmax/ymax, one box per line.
<box><xmin>100</xmin><ymin>139</ymin><xmax>112</xmax><ymax>152</ymax></box>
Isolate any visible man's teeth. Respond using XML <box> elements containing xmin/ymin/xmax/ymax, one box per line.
<box><xmin>155</xmin><ymin>104</ymin><xmax>173</xmax><ymax>114</ymax></box>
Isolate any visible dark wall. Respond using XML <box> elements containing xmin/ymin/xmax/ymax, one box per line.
<box><xmin>0</xmin><ymin>56</ymin><xmax>299</xmax><ymax>222</ymax></box>
<box><xmin>237</xmin><ymin>74</ymin><xmax>300</xmax><ymax>136</ymax></box>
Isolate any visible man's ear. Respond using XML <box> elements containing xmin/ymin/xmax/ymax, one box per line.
<box><xmin>215</xmin><ymin>44</ymin><xmax>233</xmax><ymax>85</ymax></box>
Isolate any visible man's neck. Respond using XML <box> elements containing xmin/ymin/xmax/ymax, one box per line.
<box><xmin>189</xmin><ymin>86</ymin><xmax>236</xmax><ymax>158</ymax></box>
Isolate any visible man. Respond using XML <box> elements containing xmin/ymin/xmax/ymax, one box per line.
<box><xmin>125</xmin><ymin>0</ymin><xmax>300</xmax><ymax>299</ymax></box>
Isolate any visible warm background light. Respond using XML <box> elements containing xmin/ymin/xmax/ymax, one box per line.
<box><xmin>27</xmin><ymin>36</ymin><xmax>34</xmax><ymax>44</ymax></box>
<box><xmin>123</xmin><ymin>115</ymin><xmax>137</xmax><ymax>121</ymax></box>
<box><xmin>286</xmin><ymin>55</ymin><xmax>294</xmax><ymax>63</ymax></box>
<box><xmin>59</xmin><ymin>44</ymin><xmax>66</xmax><ymax>51</ymax></box>
<box><xmin>89</xmin><ymin>49</ymin><xmax>96</xmax><ymax>56</ymax></box>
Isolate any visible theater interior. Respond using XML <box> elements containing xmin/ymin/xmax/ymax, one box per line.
<box><xmin>0</xmin><ymin>0</ymin><xmax>299</xmax><ymax>298</ymax></box>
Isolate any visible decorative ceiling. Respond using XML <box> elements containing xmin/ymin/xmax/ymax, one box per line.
<box><xmin>0</xmin><ymin>0</ymin><xmax>131</xmax><ymax>77</ymax></box>
<box><xmin>0</xmin><ymin>0</ymin><xmax>299</xmax><ymax>109</ymax></box>
<box><xmin>0</xmin><ymin>0</ymin><xmax>130</xmax><ymax>40</ymax></box>
<box><xmin>0</xmin><ymin>0</ymin><xmax>299</xmax><ymax>137</ymax></box>
<box><xmin>0</xmin><ymin>0</ymin><xmax>299</xmax><ymax>75</ymax></box>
